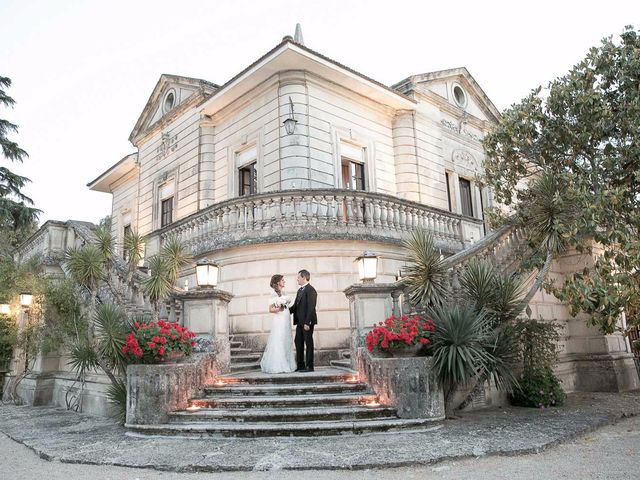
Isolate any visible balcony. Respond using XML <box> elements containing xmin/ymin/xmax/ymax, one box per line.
<box><xmin>150</xmin><ymin>189</ymin><xmax>485</xmax><ymax>256</ymax></box>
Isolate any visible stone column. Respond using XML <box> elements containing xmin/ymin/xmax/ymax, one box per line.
<box><xmin>278</xmin><ymin>70</ymin><xmax>310</xmax><ymax>190</ymax></box>
<box><xmin>343</xmin><ymin>283</ymin><xmax>396</xmax><ymax>361</ymax></box>
<box><xmin>198</xmin><ymin>116</ymin><xmax>215</xmax><ymax>210</ymax></box>
<box><xmin>392</xmin><ymin>110</ymin><xmax>421</xmax><ymax>202</ymax></box>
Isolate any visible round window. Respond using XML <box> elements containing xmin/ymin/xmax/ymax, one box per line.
<box><xmin>163</xmin><ymin>91</ymin><xmax>175</xmax><ymax>113</ymax></box>
<box><xmin>453</xmin><ymin>85</ymin><xmax>467</xmax><ymax>108</ymax></box>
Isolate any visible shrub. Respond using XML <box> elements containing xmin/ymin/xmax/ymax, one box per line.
<box><xmin>0</xmin><ymin>315</ymin><xmax>17</xmax><ymax>369</ymax></box>
<box><xmin>122</xmin><ymin>320</ymin><xmax>196</xmax><ymax>364</ymax></box>
<box><xmin>511</xmin><ymin>366</ymin><xmax>566</xmax><ymax>408</ymax></box>
<box><xmin>365</xmin><ymin>314</ymin><xmax>435</xmax><ymax>352</ymax></box>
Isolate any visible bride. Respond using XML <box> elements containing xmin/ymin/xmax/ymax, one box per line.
<box><xmin>260</xmin><ymin>274</ymin><xmax>296</xmax><ymax>373</ymax></box>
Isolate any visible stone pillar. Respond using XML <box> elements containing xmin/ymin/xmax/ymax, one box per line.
<box><xmin>278</xmin><ymin>70</ymin><xmax>310</xmax><ymax>190</ymax></box>
<box><xmin>343</xmin><ymin>283</ymin><xmax>396</xmax><ymax>362</ymax></box>
<box><xmin>392</xmin><ymin>110</ymin><xmax>421</xmax><ymax>202</ymax></box>
<box><xmin>198</xmin><ymin>116</ymin><xmax>215</xmax><ymax>209</ymax></box>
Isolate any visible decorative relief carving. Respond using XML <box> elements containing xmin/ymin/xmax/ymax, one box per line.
<box><xmin>440</xmin><ymin>119</ymin><xmax>482</xmax><ymax>141</ymax></box>
<box><xmin>156</xmin><ymin>132</ymin><xmax>178</xmax><ymax>158</ymax></box>
<box><xmin>452</xmin><ymin>149</ymin><xmax>479</xmax><ymax>171</ymax></box>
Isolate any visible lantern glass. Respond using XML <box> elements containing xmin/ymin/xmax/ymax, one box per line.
<box><xmin>196</xmin><ymin>262</ymin><xmax>219</xmax><ymax>288</ymax></box>
<box><xmin>283</xmin><ymin>117</ymin><xmax>297</xmax><ymax>135</ymax></box>
<box><xmin>20</xmin><ymin>293</ymin><xmax>33</xmax><ymax>307</ymax></box>
<box><xmin>356</xmin><ymin>252</ymin><xmax>378</xmax><ymax>282</ymax></box>
<box><xmin>0</xmin><ymin>303</ymin><xmax>10</xmax><ymax>315</ymax></box>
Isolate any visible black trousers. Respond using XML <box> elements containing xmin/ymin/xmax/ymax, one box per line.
<box><xmin>294</xmin><ymin>323</ymin><xmax>314</xmax><ymax>369</ymax></box>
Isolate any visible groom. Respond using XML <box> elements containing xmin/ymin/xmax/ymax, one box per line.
<box><xmin>290</xmin><ymin>269</ymin><xmax>317</xmax><ymax>372</ymax></box>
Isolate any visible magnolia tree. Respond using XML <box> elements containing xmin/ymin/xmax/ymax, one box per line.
<box><xmin>483</xmin><ymin>26</ymin><xmax>640</xmax><ymax>335</ymax></box>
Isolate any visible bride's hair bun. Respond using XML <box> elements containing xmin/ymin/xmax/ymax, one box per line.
<box><xmin>270</xmin><ymin>274</ymin><xmax>284</xmax><ymax>294</ymax></box>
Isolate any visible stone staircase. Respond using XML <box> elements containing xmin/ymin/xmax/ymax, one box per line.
<box><xmin>329</xmin><ymin>349</ymin><xmax>352</xmax><ymax>371</ymax></box>
<box><xmin>229</xmin><ymin>336</ymin><xmax>262</xmax><ymax>373</ymax></box>
<box><xmin>126</xmin><ymin>368</ymin><xmax>435</xmax><ymax>437</ymax></box>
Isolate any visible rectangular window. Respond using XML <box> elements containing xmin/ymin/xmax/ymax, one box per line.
<box><xmin>341</xmin><ymin>160</ymin><xmax>365</xmax><ymax>190</ymax></box>
<box><xmin>445</xmin><ymin>172</ymin><xmax>452</xmax><ymax>212</ymax></box>
<box><xmin>161</xmin><ymin>197</ymin><xmax>173</xmax><ymax>227</ymax></box>
<box><xmin>122</xmin><ymin>224</ymin><xmax>131</xmax><ymax>259</ymax></box>
<box><xmin>459</xmin><ymin>178</ymin><xmax>473</xmax><ymax>217</ymax></box>
<box><xmin>239</xmin><ymin>162</ymin><xmax>257</xmax><ymax>196</ymax></box>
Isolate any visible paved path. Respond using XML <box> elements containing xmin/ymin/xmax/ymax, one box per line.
<box><xmin>1</xmin><ymin>415</ymin><xmax>638</xmax><ymax>479</ymax></box>
<box><xmin>0</xmin><ymin>391</ymin><xmax>638</xmax><ymax>475</ymax></box>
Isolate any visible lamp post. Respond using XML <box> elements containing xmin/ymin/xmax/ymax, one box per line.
<box><xmin>355</xmin><ymin>251</ymin><xmax>378</xmax><ymax>283</ymax></box>
<box><xmin>282</xmin><ymin>96</ymin><xmax>298</xmax><ymax>135</ymax></box>
<box><xmin>19</xmin><ymin>293</ymin><xmax>33</xmax><ymax>308</ymax></box>
<box><xmin>196</xmin><ymin>259</ymin><xmax>219</xmax><ymax>288</ymax></box>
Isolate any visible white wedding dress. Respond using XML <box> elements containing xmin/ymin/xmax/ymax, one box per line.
<box><xmin>260</xmin><ymin>295</ymin><xmax>296</xmax><ymax>373</ymax></box>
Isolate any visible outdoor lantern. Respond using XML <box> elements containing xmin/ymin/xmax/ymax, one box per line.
<box><xmin>196</xmin><ymin>259</ymin><xmax>219</xmax><ymax>288</ymax></box>
<box><xmin>19</xmin><ymin>292</ymin><xmax>33</xmax><ymax>307</ymax></box>
<box><xmin>0</xmin><ymin>303</ymin><xmax>10</xmax><ymax>315</ymax></box>
<box><xmin>282</xmin><ymin>96</ymin><xmax>298</xmax><ymax>135</ymax></box>
<box><xmin>356</xmin><ymin>251</ymin><xmax>378</xmax><ymax>283</ymax></box>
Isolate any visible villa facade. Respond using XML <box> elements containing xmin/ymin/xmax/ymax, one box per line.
<box><xmin>87</xmin><ymin>33</ymin><xmax>497</xmax><ymax>360</ymax></box>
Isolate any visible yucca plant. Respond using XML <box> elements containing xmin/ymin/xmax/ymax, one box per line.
<box><xmin>106</xmin><ymin>378</ymin><xmax>128</xmax><ymax>424</ymax></box>
<box><xmin>403</xmin><ymin>229</ymin><xmax>449</xmax><ymax>309</ymax></box>
<box><xmin>94</xmin><ymin>225</ymin><xmax>115</xmax><ymax>271</ymax></box>
<box><xmin>161</xmin><ymin>235</ymin><xmax>192</xmax><ymax>284</ymax></box>
<box><xmin>428</xmin><ymin>304</ymin><xmax>497</xmax><ymax>417</ymax></box>
<box><xmin>122</xmin><ymin>230</ymin><xmax>145</xmax><ymax>284</ymax></box>
<box><xmin>94</xmin><ymin>303</ymin><xmax>131</xmax><ymax>375</ymax></box>
<box><xmin>65</xmin><ymin>245</ymin><xmax>106</xmax><ymax>323</ymax></box>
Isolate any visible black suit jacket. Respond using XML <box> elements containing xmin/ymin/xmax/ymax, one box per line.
<box><xmin>290</xmin><ymin>284</ymin><xmax>318</xmax><ymax>326</ymax></box>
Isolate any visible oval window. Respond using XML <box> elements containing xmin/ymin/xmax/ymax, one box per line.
<box><xmin>163</xmin><ymin>91</ymin><xmax>175</xmax><ymax>113</ymax></box>
<box><xmin>453</xmin><ymin>85</ymin><xmax>467</xmax><ymax>108</ymax></box>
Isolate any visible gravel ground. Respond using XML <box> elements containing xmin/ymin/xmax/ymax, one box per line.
<box><xmin>1</xmin><ymin>415</ymin><xmax>638</xmax><ymax>480</ymax></box>
<box><xmin>0</xmin><ymin>391</ymin><xmax>638</xmax><ymax>476</ymax></box>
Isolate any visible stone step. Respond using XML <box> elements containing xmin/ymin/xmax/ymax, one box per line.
<box><xmin>222</xmin><ymin>368</ymin><xmax>356</xmax><ymax>385</ymax></box>
<box><xmin>126</xmin><ymin>417</ymin><xmax>436</xmax><ymax>438</ymax></box>
<box><xmin>190</xmin><ymin>392</ymin><xmax>378</xmax><ymax>409</ymax></box>
<box><xmin>202</xmin><ymin>381</ymin><xmax>369</xmax><ymax>396</ymax></box>
<box><xmin>230</xmin><ymin>341</ymin><xmax>243</xmax><ymax>349</ymax></box>
<box><xmin>229</xmin><ymin>353</ymin><xmax>262</xmax><ymax>363</ymax></box>
<box><xmin>329</xmin><ymin>359</ymin><xmax>353</xmax><ymax>371</ymax></box>
<box><xmin>229</xmin><ymin>362</ymin><xmax>261</xmax><ymax>373</ymax></box>
<box><xmin>168</xmin><ymin>405</ymin><xmax>397</xmax><ymax>423</ymax></box>
<box><xmin>230</xmin><ymin>347</ymin><xmax>252</xmax><ymax>354</ymax></box>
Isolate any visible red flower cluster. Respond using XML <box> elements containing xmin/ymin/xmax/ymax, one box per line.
<box><xmin>122</xmin><ymin>320</ymin><xmax>197</xmax><ymax>364</ymax></box>
<box><xmin>365</xmin><ymin>315</ymin><xmax>436</xmax><ymax>352</ymax></box>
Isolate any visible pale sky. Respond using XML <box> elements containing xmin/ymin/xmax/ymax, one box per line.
<box><xmin>1</xmin><ymin>0</ymin><xmax>638</xmax><ymax>225</ymax></box>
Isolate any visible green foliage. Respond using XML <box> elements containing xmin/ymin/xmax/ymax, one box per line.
<box><xmin>94</xmin><ymin>303</ymin><xmax>131</xmax><ymax>375</ymax></box>
<box><xmin>67</xmin><ymin>340</ymin><xmax>99</xmax><ymax>378</ymax></box>
<box><xmin>65</xmin><ymin>245</ymin><xmax>106</xmax><ymax>294</ymax></box>
<box><xmin>122</xmin><ymin>230</ymin><xmax>145</xmax><ymax>276</ymax></box>
<box><xmin>0</xmin><ymin>75</ymin><xmax>40</xmax><ymax>231</ymax></box>
<box><xmin>40</xmin><ymin>279</ymin><xmax>86</xmax><ymax>355</ymax></box>
<box><xmin>460</xmin><ymin>260</ymin><xmax>525</xmax><ymax>326</ymax></box>
<box><xmin>106</xmin><ymin>378</ymin><xmax>127</xmax><ymax>424</ymax></box>
<box><xmin>142</xmin><ymin>255</ymin><xmax>172</xmax><ymax>308</ymax></box>
<box><xmin>161</xmin><ymin>235</ymin><xmax>193</xmax><ymax>285</ymax></box>
<box><xmin>428</xmin><ymin>304</ymin><xmax>497</xmax><ymax>391</ymax></box>
<box><xmin>482</xmin><ymin>26</ymin><xmax>640</xmax><ymax>333</ymax></box>
<box><xmin>93</xmin><ymin>225</ymin><xmax>115</xmax><ymax>270</ymax></box>
<box><xmin>0</xmin><ymin>315</ymin><xmax>17</xmax><ymax>368</ymax></box>
<box><xmin>512</xmin><ymin>319</ymin><xmax>561</xmax><ymax>373</ymax></box>
<box><xmin>511</xmin><ymin>367</ymin><xmax>566</xmax><ymax>408</ymax></box>
<box><xmin>510</xmin><ymin>319</ymin><xmax>565</xmax><ymax>408</ymax></box>
<box><xmin>403</xmin><ymin>229</ymin><xmax>449</xmax><ymax>308</ymax></box>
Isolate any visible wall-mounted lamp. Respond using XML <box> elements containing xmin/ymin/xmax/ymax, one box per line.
<box><xmin>283</xmin><ymin>96</ymin><xmax>298</xmax><ymax>135</ymax></box>
<box><xmin>355</xmin><ymin>251</ymin><xmax>378</xmax><ymax>283</ymax></box>
<box><xmin>196</xmin><ymin>259</ymin><xmax>219</xmax><ymax>288</ymax></box>
<box><xmin>0</xmin><ymin>303</ymin><xmax>10</xmax><ymax>315</ymax></box>
<box><xmin>19</xmin><ymin>292</ymin><xmax>33</xmax><ymax>308</ymax></box>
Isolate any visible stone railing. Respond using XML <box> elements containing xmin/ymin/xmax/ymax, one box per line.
<box><xmin>386</xmin><ymin>223</ymin><xmax>530</xmax><ymax>316</ymax></box>
<box><xmin>150</xmin><ymin>189</ymin><xmax>484</xmax><ymax>256</ymax></box>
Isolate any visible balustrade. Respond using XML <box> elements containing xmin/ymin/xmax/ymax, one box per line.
<box><xmin>156</xmin><ymin>189</ymin><xmax>479</xmax><ymax>254</ymax></box>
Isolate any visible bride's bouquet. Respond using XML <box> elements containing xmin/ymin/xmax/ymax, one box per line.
<box><xmin>273</xmin><ymin>295</ymin><xmax>291</xmax><ymax>310</ymax></box>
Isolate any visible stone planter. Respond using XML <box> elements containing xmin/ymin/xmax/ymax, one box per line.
<box><xmin>387</xmin><ymin>344</ymin><xmax>424</xmax><ymax>357</ymax></box>
<box><xmin>156</xmin><ymin>351</ymin><xmax>185</xmax><ymax>364</ymax></box>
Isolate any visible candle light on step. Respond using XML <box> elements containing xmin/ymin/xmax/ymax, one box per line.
<box><xmin>346</xmin><ymin>375</ymin><xmax>359</xmax><ymax>383</ymax></box>
<box><xmin>213</xmin><ymin>379</ymin><xmax>226</xmax><ymax>387</ymax></box>
<box><xmin>365</xmin><ymin>400</ymin><xmax>380</xmax><ymax>408</ymax></box>
<box><xmin>186</xmin><ymin>405</ymin><xmax>201</xmax><ymax>412</ymax></box>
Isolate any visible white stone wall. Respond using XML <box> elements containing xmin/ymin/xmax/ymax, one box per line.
<box><xmin>179</xmin><ymin>240</ymin><xmax>407</xmax><ymax>358</ymax></box>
